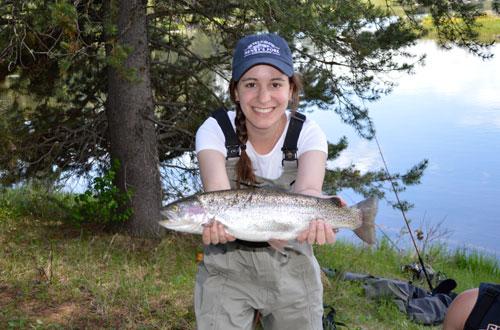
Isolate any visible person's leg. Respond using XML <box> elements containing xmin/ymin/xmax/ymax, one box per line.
<box><xmin>195</xmin><ymin>261</ymin><xmax>256</xmax><ymax>330</ymax></box>
<box><xmin>443</xmin><ymin>288</ymin><xmax>479</xmax><ymax>330</ymax></box>
<box><xmin>260</xmin><ymin>253</ymin><xmax>323</xmax><ymax>330</ymax></box>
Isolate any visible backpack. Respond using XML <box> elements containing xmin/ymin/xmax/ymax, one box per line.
<box><xmin>464</xmin><ymin>283</ymin><xmax>500</xmax><ymax>330</ymax></box>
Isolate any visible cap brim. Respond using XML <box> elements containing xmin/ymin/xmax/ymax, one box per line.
<box><xmin>232</xmin><ymin>57</ymin><xmax>294</xmax><ymax>81</ymax></box>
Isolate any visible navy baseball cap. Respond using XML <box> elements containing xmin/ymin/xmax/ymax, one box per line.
<box><xmin>232</xmin><ymin>33</ymin><xmax>294</xmax><ymax>81</ymax></box>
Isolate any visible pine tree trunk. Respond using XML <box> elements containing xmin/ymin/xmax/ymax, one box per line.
<box><xmin>106</xmin><ymin>0</ymin><xmax>163</xmax><ymax>237</ymax></box>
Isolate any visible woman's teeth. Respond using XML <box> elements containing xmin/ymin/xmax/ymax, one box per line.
<box><xmin>254</xmin><ymin>107</ymin><xmax>273</xmax><ymax>113</ymax></box>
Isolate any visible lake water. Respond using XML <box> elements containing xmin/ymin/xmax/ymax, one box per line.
<box><xmin>310</xmin><ymin>40</ymin><xmax>500</xmax><ymax>259</ymax></box>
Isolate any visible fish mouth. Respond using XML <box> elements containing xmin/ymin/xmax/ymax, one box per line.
<box><xmin>158</xmin><ymin>220</ymin><xmax>171</xmax><ymax>228</ymax></box>
<box><xmin>160</xmin><ymin>209</ymin><xmax>177</xmax><ymax>220</ymax></box>
<box><xmin>158</xmin><ymin>219</ymin><xmax>185</xmax><ymax>230</ymax></box>
<box><xmin>159</xmin><ymin>210</ymin><xmax>182</xmax><ymax>228</ymax></box>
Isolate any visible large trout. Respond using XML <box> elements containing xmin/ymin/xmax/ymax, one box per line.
<box><xmin>159</xmin><ymin>189</ymin><xmax>378</xmax><ymax>245</ymax></box>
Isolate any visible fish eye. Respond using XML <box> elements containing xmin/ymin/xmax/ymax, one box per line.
<box><xmin>171</xmin><ymin>205</ymin><xmax>179</xmax><ymax>212</ymax></box>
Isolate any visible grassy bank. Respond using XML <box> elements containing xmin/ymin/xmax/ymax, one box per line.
<box><xmin>0</xmin><ymin>190</ymin><xmax>498</xmax><ymax>329</ymax></box>
<box><xmin>368</xmin><ymin>0</ymin><xmax>500</xmax><ymax>42</ymax></box>
<box><xmin>421</xmin><ymin>14</ymin><xmax>500</xmax><ymax>42</ymax></box>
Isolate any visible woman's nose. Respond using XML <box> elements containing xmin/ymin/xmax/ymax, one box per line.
<box><xmin>257</xmin><ymin>87</ymin><xmax>271</xmax><ymax>103</ymax></box>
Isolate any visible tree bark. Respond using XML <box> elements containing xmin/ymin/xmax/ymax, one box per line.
<box><xmin>106</xmin><ymin>0</ymin><xmax>162</xmax><ymax>237</ymax></box>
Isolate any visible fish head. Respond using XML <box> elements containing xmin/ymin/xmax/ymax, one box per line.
<box><xmin>159</xmin><ymin>196</ymin><xmax>209</xmax><ymax>234</ymax></box>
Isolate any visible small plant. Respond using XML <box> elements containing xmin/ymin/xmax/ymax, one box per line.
<box><xmin>72</xmin><ymin>160</ymin><xmax>133</xmax><ymax>224</ymax></box>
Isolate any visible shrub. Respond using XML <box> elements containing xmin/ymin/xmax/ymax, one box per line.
<box><xmin>71</xmin><ymin>160</ymin><xmax>133</xmax><ymax>224</ymax></box>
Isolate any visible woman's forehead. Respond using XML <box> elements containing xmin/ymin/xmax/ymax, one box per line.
<box><xmin>239</xmin><ymin>64</ymin><xmax>289</xmax><ymax>80</ymax></box>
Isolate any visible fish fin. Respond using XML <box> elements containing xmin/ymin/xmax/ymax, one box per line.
<box><xmin>329</xmin><ymin>196</ymin><xmax>343</xmax><ymax>207</ymax></box>
<box><xmin>352</xmin><ymin>197</ymin><xmax>378</xmax><ymax>245</ymax></box>
<box><xmin>268</xmin><ymin>239</ymin><xmax>288</xmax><ymax>253</ymax></box>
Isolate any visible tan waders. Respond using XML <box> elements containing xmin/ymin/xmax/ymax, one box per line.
<box><xmin>194</xmin><ymin>157</ymin><xmax>324</xmax><ymax>330</ymax></box>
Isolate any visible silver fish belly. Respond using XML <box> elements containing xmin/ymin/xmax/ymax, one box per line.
<box><xmin>159</xmin><ymin>189</ymin><xmax>378</xmax><ymax>244</ymax></box>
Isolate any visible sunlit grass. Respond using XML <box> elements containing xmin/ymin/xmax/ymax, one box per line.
<box><xmin>366</xmin><ymin>0</ymin><xmax>500</xmax><ymax>43</ymax></box>
<box><xmin>1</xmin><ymin>188</ymin><xmax>499</xmax><ymax>329</ymax></box>
<box><xmin>421</xmin><ymin>14</ymin><xmax>500</xmax><ymax>43</ymax></box>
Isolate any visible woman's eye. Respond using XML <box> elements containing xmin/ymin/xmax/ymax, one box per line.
<box><xmin>244</xmin><ymin>82</ymin><xmax>256</xmax><ymax>88</ymax></box>
<box><xmin>272</xmin><ymin>82</ymin><xmax>282</xmax><ymax>88</ymax></box>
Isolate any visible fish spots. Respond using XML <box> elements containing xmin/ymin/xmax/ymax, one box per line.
<box><xmin>243</xmin><ymin>191</ymin><xmax>255</xmax><ymax>207</ymax></box>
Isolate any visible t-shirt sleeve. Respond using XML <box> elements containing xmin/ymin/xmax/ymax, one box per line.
<box><xmin>297</xmin><ymin>118</ymin><xmax>328</xmax><ymax>158</ymax></box>
<box><xmin>195</xmin><ymin>117</ymin><xmax>227</xmax><ymax>157</ymax></box>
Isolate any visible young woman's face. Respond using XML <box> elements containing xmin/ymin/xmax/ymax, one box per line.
<box><xmin>234</xmin><ymin>64</ymin><xmax>292</xmax><ymax>131</ymax></box>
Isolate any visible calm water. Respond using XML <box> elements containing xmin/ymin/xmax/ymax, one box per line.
<box><xmin>310</xmin><ymin>40</ymin><xmax>500</xmax><ymax>259</ymax></box>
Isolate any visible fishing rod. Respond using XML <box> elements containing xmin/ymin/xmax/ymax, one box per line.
<box><xmin>374</xmin><ymin>135</ymin><xmax>434</xmax><ymax>292</ymax></box>
<box><xmin>375</xmin><ymin>223</ymin><xmax>402</xmax><ymax>254</ymax></box>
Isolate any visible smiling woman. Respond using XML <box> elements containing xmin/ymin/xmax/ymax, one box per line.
<box><xmin>193</xmin><ymin>32</ymin><xmax>345</xmax><ymax>330</ymax></box>
<box><xmin>233</xmin><ymin>65</ymin><xmax>291</xmax><ymax>152</ymax></box>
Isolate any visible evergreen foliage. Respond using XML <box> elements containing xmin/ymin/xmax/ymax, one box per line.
<box><xmin>0</xmin><ymin>1</ymin><xmax>494</xmax><ymax>230</ymax></box>
<box><xmin>493</xmin><ymin>0</ymin><xmax>500</xmax><ymax>14</ymax></box>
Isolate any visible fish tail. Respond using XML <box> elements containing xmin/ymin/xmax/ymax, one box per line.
<box><xmin>352</xmin><ymin>197</ymin><xmax>378</xmax><ymax>245</ymax></box>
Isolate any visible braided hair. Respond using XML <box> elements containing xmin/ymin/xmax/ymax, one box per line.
<box><xmin>228</xmin><ymin>73</ymin><xmax>303</xmax><ymax>187</ymax></box>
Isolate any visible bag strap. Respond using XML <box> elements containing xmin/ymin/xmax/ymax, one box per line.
<box><xmin>211</xmin><ymin>108</ymin><xmax>241</xmax><ymax>159</ymax></box>
<box><xmin>464</xmin><ymin>285</ymin><xmax>500</xmax><ymax>330</ymax></box>
<box><xmin>281</xmin><ymin>112</ymin><xmax>306</xmax><ymax>164</ymax></box>
<box><xmin>322</xmin><ymin>304</ymin><xmax>347</xmax><ymax>330</ymax></box>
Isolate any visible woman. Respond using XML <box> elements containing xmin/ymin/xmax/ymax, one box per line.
<box><xmin>194</xmin><ymin>32</ymin><xmax>344</xmax><ymax>330</ymax></box>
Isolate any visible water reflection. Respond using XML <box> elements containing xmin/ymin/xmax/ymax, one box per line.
<box><xmin>311</xmin><ymin>40</ymin><xmax>500</xmax><ymax>258</ymax></box>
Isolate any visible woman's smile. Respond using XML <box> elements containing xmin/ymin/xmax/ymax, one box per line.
<box><xmin>253</xmin><ymin>107</ymin><xmax>274</xmax><ymax>114</ymax></box>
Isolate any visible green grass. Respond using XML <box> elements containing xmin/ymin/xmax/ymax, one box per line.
<box><xmin>0</xmin><ymin>197</ymin><xmax>200</xmax><ymax>329</ymax></box>
<box><xmin>421</xmin><ymin>14</ymin><xmax>500</xmax><ymax>43</ymax></box>
<box><xmin>0</xmin><ymin>189</ymin><xmax>498</xmax><ymax>329</ymax></box>
<box><xmin>366</xmin><ymin>0</ymin><xmax>500</xmax><ymax>43</ymax></box>
<box><xmin>316</xmin><ymin>240</ymin><xmax>499</xmax><ymax>329</ymax></box>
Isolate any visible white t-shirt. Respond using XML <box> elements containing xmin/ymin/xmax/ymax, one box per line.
<box><xmin>195</xmin><ymin>111</ymin><xmax>328</xmax><ymax>180</ymax></box>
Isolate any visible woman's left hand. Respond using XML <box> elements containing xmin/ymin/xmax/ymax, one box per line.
<box><xmin>297</xmin><ymin>219</ymin><xmax>337</xmax><ymax>245</ymax></box>
<box><xmin>296</xmin><ymin>195</ymin><xmax>347</xmax><ymax>245</ymax></box>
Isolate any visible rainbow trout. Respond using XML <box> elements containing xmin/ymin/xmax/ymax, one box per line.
<box><xmin>159</xmin><ymin>189</ymin><xmax>378</xmax><ymax>245</ymax></box>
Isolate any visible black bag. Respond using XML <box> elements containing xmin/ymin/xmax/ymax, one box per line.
<box><xmin>363</xmin><ymin>277</ymin><xmax>455</xmax><ymax>325</ymax></box>
<box><xmin>322</xmin><ymin>267</ymin><xmax>456</xmax><ymax>326</ymax></box>
<box><xmin>464</xmin><ymin>282</ymin><xmax>500</xmax><ymax>330</ymax></box>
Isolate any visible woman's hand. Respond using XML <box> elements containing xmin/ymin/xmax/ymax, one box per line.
<box><xmin>297</xmin><ymin>195</ymin><xmax>347</xmax><ymax>245</ymax></box>
<box><xmin>297</xmin><ymin>219</ymin><xmax>337</xmax><ymax>245</ymax></box>
<box><xmin>202</xmin><ymin>221</ymin><xmax>236</xmax><ymax>245</ymax></box>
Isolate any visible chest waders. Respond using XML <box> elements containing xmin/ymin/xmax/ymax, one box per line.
<box><xmin>194</xmin><ymin>109</ymin><xmax>324</xmax><ymax>330</ymax></box>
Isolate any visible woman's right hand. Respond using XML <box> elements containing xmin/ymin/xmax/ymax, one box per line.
<box><xmin>202</xmin><ymin>221</ymin><xmax>236</xmax><ymax>245</ymax></box>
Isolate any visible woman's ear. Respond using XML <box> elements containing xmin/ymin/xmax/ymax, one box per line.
<box><xmin>234</xmin><ymin>88</ymin><xmax>240</xmax><ymax>102</ymax></box>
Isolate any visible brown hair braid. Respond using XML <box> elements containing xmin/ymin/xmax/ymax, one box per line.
<box><xmin>229</xmin><ymin>73</ymin><xmax>303</xmax><ymax>187</ymax></box>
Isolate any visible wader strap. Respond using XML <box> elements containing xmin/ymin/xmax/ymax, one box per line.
<box><xmin>211</xmin><ymin>108</ymin><xmax>241</xmax><ymax>159</ymax></box>
<box><xmin>210</xmin><ymin>110</ymin><xmax>304</xmax><ymax>247</ymax></box>
<box><xmin>282</xmin><ymin>112</ymin><xmax>306</xmax><ymax>164</ymax></box>
<box><xmin>464</xmin><ymin>285</ymin><xmax>500</xmax><ymax>330</ymax></box>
